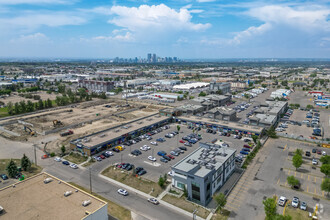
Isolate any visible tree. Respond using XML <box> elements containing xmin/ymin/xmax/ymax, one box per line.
<box><xmin>295</xmin><ymin>149</ymin><xmax>303</xmax><ymax>156</ymax></box>
<box><xmin>213</xmin><ymin>193</ymin><xmax>226</xmax><ymax>211</ymax></box>
<box><xmin>61</xmin><ymin>145</ymin><xmax>66</xmax><ymax>155</ymax></box>
<box><xmin>7</xmin><ymin>101</ymin><xmax>14</xmax><ymax>115</ymax></box>
<box><xmin>261</xmin><ymin>84</ymin><xmax>267</xmax><ymax>88</ymax></box>
<box><xmin>216</xmin><ymin>90</ymin><xmax>223</xmax><ymax>95</ymax></box>
<box><xmin>320</xmin><ymin>155</ymin><xmax>330</xmax><ymax>165</ymax></box>
<box><xmin>321</xmin><ymin>178</ymin><xmax>330</xmax><ymax>196</ymax></box>
<box><xmin>58</xmin><ymin>84</ymin><xmax>66</xmax><ymax>94</ymax></box>
<box><xmin>19</xmin><ymin>100</ymin><xmax>27</xmax><ymax>113</ymax></box>
<box><xmin>263</xmin><ymin>196</ymin><xmax>277</xmax><ymax>220</ymax></box>
<box><xmin>292</xmin><ymin>153</ymin><xmax>303</xmax><ymax>170</ymax></box>
<box><xmin>306</xmin><ymin>104</ymin><xmax>314</xmax><ymax>109</ymax></box>
<box><xmin>320</xmin><ymin>164</ymin><xmax>330</xmax><ymax>177</ymax></box>
<box><xmin>14</xmin><ymin>102</ymin><xmax>20</xmax><ymax>114</ymax></box>
<box><xmin>21</xmin><ymin>154</ymin><xmax>31</xmax><ymax>171</ymax></box>
<box><xmin>26</xmin><ymin>100</ymin><xmax>34</xmax><ymax>112</ymax></box>
<box><xmin>287</xmin><ymin>175</ymin><xmax>300</xmax><ymax>188</ymax></box>
<box><xmin>267</xmin><ymin>126</ymin><xmax>277</xmax><ymax>138</ymax></box>
<box><xmin>6</xmin><ymin>159</ymin><xmax>18</xmax><ymax>178</ymax></box>
<box><xmin>37</xmin><ymin>99</ymin><xmax>44</xmax><ymax>110</ymax></box>
<box><xmin>198</xmin><ymin>91</ymin><xmax>207</xmax><ymax>97</ymax></box>
<box><xmin>158</xmin><ymin>175</ymin><xmax>165</xmax><ymax>188</ymax></box>
<box><xmin>252</xmin><ymin>135</ymin><xmax>258</xmax><ymax>144</ymax></box>
<box><xmin>244</xmin><ymin>93</ymin><xmax>250</xmax><ymax>99</ymax></box>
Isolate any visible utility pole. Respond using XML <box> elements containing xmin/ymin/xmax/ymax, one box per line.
<box><xmin>89</xmin><ymin>167</ymin><xmax>92</xmax><ymax>193</ymax></box>
<box><xmin>33</xmin><ymin>144</ymin><xmax>37</xmax><ymax>166</ymax></box>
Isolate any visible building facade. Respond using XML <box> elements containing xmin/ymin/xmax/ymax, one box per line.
<box><xmin>171</xmin><ymin>142</ymin><xmax>236</xmax><ymax>206</ymax></box>
<box><xmin>79</xmin><ymin>80</ymin><xmax>114</xmax><ymax>92</ymax></box>
<box><xmin>209</xmin><ymin>82</ymin><xmax>231</xmax><ymax>94</ymax></box>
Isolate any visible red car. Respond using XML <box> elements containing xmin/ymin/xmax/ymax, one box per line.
<box><xmin>243</xmin><ymin>145</ymin><xmax>252</xmax><ymax>149</ymax></box>
<box><xmin>179</xmin><ymin>140</ymin><xmax>185</xmax><ymax>143</ymax></box>
<box><xmin>99</xmin><ymin>155</ymin><xmax>105</xmax><ymax>159</ymax></box>
<box><xmin>167</xmin><ymin>155</ymin><xmax>175</xmax><ymax>160</ymax></box>
<box><xmin>317</xmin><ymin>150</ymin><xmax>322</xmax><ymax>155</ymax></box>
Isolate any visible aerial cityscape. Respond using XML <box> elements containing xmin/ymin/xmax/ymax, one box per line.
<box><xmin>0</xmin><ymin>1</ymin><xmax>329</xmax><ymax>220</ymax></box>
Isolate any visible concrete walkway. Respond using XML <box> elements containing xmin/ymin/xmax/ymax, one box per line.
<box><xmin>98</xmin><ymin>174</ymin><xmax>206</xmax><ymax>220</ymax></box>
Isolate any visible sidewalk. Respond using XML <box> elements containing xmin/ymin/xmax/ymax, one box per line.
<box><xmin>98</xmin><ymin>174</ymin><xmax>206</xmax><ymax>220</ymax></box>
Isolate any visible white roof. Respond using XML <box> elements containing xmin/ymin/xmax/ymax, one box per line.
<box><xmin>173</xmin><ymin>82</ymin><xmax>209</xmax><ymax>90</ymax></box>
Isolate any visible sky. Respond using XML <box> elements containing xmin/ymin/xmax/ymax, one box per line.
<box><xmin>0</xmin><ymin>0</ymin><xmax>329</xmax><ymax>59</ymax></box>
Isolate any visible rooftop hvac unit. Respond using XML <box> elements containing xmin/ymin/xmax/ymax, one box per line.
<box><xmin>44</xmin><ymin>178</ymin><xmax>52</xmax><ymax>184</ymax></box>
<box><xmin>82</xmin><ymin>200</ymin><xmax>91</xmax><ymax>207</ymax></box>
<box><xmin>64</xmin><ymin>191</ymin><xmax>72</xmax><ymax>197</ymax></box>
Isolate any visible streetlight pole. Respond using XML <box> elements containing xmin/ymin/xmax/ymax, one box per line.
<box><xmin>33</xmin><ymin>144</ymin><xmax>37</xmax><ymax>166</ymax></box>
<box><xmin>89</xmin><ymin>167</ymin><xmax>92</xmax><ymax>193</ymax></box>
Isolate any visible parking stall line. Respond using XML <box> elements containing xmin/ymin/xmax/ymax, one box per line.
<box><xmin>226</xmin><ymin>204</ymin><xmax>239</xmax><ymax>211</ymax></box>
<box><xmin>314</xmin><ymin>177</ymin><xmax>317</xmax><ymax>183</ymax></box>
<box><xmin>226</xmin><ymin>200</ymin><xmax>241</xmax><ymax>207</ymax></box>
<box><xmin>301</xmin><ymin>173</ymin><xmax>303</xmax><ymax>178</ymax></box>
<box><xmin>314</xmin><ymin>188</ymin><xmax>317</xmax><ymax>194</ymax></box>
<box><xmin>294</xmin><ymin>172</ymin><xmax>297</xmax><ymax>177</ymax></box>
<box><xmin>229</xmin><ymin>197</ymin><xmax>244</xmax><ymax>203</ymax></box>
<box><xmin>277</xmin><ymin>178</ymin><xmax>280</xmax><ymax>185</ymax></box>
<box><xmin>308</xmin><ymin>175</ymin><xmax>310</xmax><ymax>181</ymax></box>
<box><xmin>288</xmin><ymin>170</ymin><xmax>291</xmax><ymax>175</ymax></box>
<box><xmin>307</xmin><ymin>186</ymin><xmax>309</xmax><ymax>192</ymax></box>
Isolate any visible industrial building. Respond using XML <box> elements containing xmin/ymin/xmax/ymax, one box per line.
<box><xmin>173</xmin><ymin>82</ymin><xmax>209</xmax><ymax>91</ymax></box>
<box><xmin>206</xmin><ymin>107</ymin><xmax>237</xmax><ymax>121</ymax></box>
<box><xmin>0</xmin><ymin>173</ymin><xmax>108</xmax><ymax>220</ymax></box>
<box><xmin>209</xmin><ymin>82</ymin><xmax>231</xmax><ymax>94</ymax></box>
<box><xmin>79</xmin><ymin>80</ymin><xmax>114</xmax><ymax>93</ymax></box>
<box><xmin>270</xmin><ymin>89</ymin><xmax>291</xmax><ymax>99</ymax></box>
<box><xmin>171</xmin><ymin>142</ymin><xmax>236</xmax><ymax>206</ymax></box>
<box><xmin>189</xmin><ymin>95</ymin><xmax>232</xmax><ymax>111</ymax></box>
<box><xmin>70</xmin><ymin>115</ymin><xmax>172</xmax><ymax>156</ymax></box>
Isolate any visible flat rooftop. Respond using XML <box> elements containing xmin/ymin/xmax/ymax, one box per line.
<box><xmin>173</xmin><ymin>142</ymin><xmax>236</xmax><ymax>178</ymax></box>
<box><xmin>179</xmin><ymin>115</ymin><xmax>264</xmax><ymax>134</ymax></box>
<box><xmin>79</xmin><ymin>115</ymin><xmax>169</xmax><ymax>148</ymax></box>
<box><xmin>0</xmin><ymin>173</ymin><xmax>107</xmax><ymax>220</ymax></box>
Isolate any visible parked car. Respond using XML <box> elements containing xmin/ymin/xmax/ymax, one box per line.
<box><xmin>138</xmin><ymin>170</ymin><xmax>147</xmax><ymax>176</ymax></box>
<box><xmin>160</xmin><ymin>158</ymin><xmax>168</xmax><ymax>163</ymax></box>
<box><xmin>150</xmin><ymin>141</ymin><xmax>158</xmax><ymax>146</ymax></box>
<box><xmin>168</xmin><ymin>171</ymin><xmax>174</xmax><ymax>176</ymax></box>
<box><xmin>99</xmin><ymin>155</ymin><xmax>105</xmax><ymax>159</ymax></box>
<box><xmin>179</xmin><ymin>140</ymin><xmax>185</xmax><ymax>143</ymax></box>
<box><xmin>291</xmin><ymin>197</ymin><xmax>299</xmax><ymax>208</ymax></box>
<box><xmin>62</xmin><ymin>160</ymin><xmax>70</xmax><ymax>165</ymax></box>
<box><xmin>278</xmin><ymin>196</ymin><xmax>287</xmax><ymax>206</ymax></box>
<box><xmin>322</xmin><ymin>151</ymin><xmax>327</xmax><ymax>156</ymax></box>
<box><xmin>112</xmin><ymin>148</ymin><xmax>120</xmax><ymax>153</ymax></box>
<box><xmin>102</xmin><ymin>152</ymin><xmax>110</xmax><ymax>158</ymax></box>
<box><xmin>170</xmin><ymin>151</ymin><xmax>179</xmax><ymax>156</ymax></box>
<box><xmin>148</xmin><ymin>156</ymin><xmax>156</xmax><ymax>162</ymax></box>
<box><xmin>54</xmin><ymin>157</ymin><xmax>62</xmax><ymax>162</ymax></box>
<box><xmin>117</xmin><ymin>189</ymin><xmax>128</xmax><ymax>196</ymax></box>
<box><xmin>179</xmin><ymin>146</ymin><xmax>187</xmax><ymax>151</ymax></box>
<box><xmin>0</xmin><ymin>174</ymin><xmax>8</xmax><ymax>180</ymax></box>
<box><xmin>70</xmin><ymin>163</ymin><xmax>78</xmax><ymax>169</ymax></box>
<box><xmin>312</xmin><ymin>159</ymin><xmax>318</xmax><ymax>165</ymax></box>
<box><xmin>300</xmin><ymin>202</ymin><xmax>307</xmax><ymax>211</ymax></box>
<box><xmin>167</xmin><ymin>155</ymin><xmax>175</xmax><ymax>160</ymax></box>
<box><xmin>93</xmin><ymin>156</ymin><xmax>102</xmax><ymax>161</ymax></box>
<box><xmin>312</xmin><ymin>149</ymin><xmax>317</xmax><ymax>153</ymax></box>
<box><xmin>131</xmin><ymin>149</ymin><xmax>142</xmax><ymax>156</ymax></box>
<box><xmin>240</xmin><ymin>151</ymin><xmax>249</xmax><ymax>155</ymax></box>
<box><xmin>163</xmin><ymin>155</ymin><xmax>171</xmax><ymax>161</ymax></box>
<box><xmin>157</xmin><ymin>151</ymin><xmax>167</xmax><ymax>156</ymax></box>
<box><xmin>148</xmin><ymin>198</ymin><xmax>159</xmax><ymax>205</ymax></box>
<box><xmin>305</xmin><ymin>151</ymin><xmax>311</xmax><ymax>157</ymax></box>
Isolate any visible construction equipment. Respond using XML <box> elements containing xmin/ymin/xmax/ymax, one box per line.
<box><xmin>60</xmin><ymin>130</ymin><xmax>74</xmax><ymax>137</ymax></box>
<box><xmin>41</xmin><ymin>142</ymin><xmax>50</xmax><ymax>159</ymax></box>
<box><xmin>23</xmin><ymin>126</ymin><xmax>35</xmax><ymax>136</ymax></box>
<box><xmin>53</xmin><ymin>120</ymin><xmax>63</xmax><ymax>127</ymax></box>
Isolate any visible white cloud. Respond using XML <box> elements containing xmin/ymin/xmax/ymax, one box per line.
<box><xmin>108</xmin><ymin>4</ymin><xmax>211</xmax><ymax>32</ymax></box>
<box><xmin>0</xmin><ymin>13</ymin><xmax>86</xmax><ymax>30</ymax></box>
<box><xmin>230</xmin><ymin>23</ymin><xmax>272</xmax><ymax>45</ymax></box>
<box><xmin>92</xmin><ymin>32</ymin><xmax>134</xmax><ymax>42</ymax></box>
<box><xmin>196</xmin><ymin>0</ymin><xmax>216</xmax><ymax>2</ymax></box>
<box><xmin>0</xmin><ymin>0</ymin><xmax>75</xmax><ymax>5</ymax></box>
<box><xmin>10</xmin><ymin>32</ymin><xmax>49</xmax><ymax>43</ymax></box>
<box><xmin>247</xmin><ymin>5</ymin><xmax>330</xmax><ymax>32</ymax></box>
<box><xmin>80</xmin><ymin>6</ymin><xmax>111</xmax><ymax>15</ymax></box>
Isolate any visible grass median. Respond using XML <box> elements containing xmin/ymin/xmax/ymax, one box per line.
<box><xmin>211</xmin><ymin>209</ymin><xmax>230</xmax><ymax>220</ymax></box>
<box><xmin>162</xmin><ymin>194</ymin><xmax>210</xmax><ymax>219</ymax></box>
<box><xmin>64</xmin><ymin>152</ymin><xmax>88</xmax><ymax>164</ymax></box>
<box><xmin>68</xmin><ymin>182</ymin><xmax>131</xmax><ymax>220</ymax></box>
<box><xmin>285</xmin><ymin>206</ymin><xmax>309</xmax><ymax>220</ymax></box>
<box><xmin>102</xmin><ymin>165</ymin><xmax>166</xmax><ymax>197</ymax></box>
<box><xmin>0</xmin><ymin>159</ymin><xmax>42</xmax><ymax>178</ymax></box>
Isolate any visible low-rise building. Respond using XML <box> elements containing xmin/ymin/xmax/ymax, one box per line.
<box><xmin>79</xmin><ymin>80</ymin><xmax>114</xmax><ymax>93</ymax></box>
<box><xmin>0</xmin><ymin>173</ymin><xmax>108</xmax><ymax>220</ymax></box>
<box><xmin>171</xmin><ymin>142</ymin><xmax>236</xmax><ymax>206</ymax></box>
<box><xmin>176</xmin><ymin>104</ymin><xmax>204</xmax><ymax>115</ymax></box>
<box><xmin>209</xmin><ymin>82</ymin><xmax>231</xmax><ymax>94</ymax></box>
<box><xmin>206</xmin><ymin>107</ymin><xmax>237</xmax><ymax>121</ymax></box>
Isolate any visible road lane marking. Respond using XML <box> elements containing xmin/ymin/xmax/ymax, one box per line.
<box><xmin>283</xmin><ymin>144</ymin><xmax>287</xmax><ymax>151</ymax></box>
<box><xmin>308</xmin><ymin>175</ymin><xmax>310</xmax><ymax>181</ymax></box>
<box><xmin>277</xmin><ymin>179</ymin><xmax>280</xmax><ymax>185</ymax></box>
<box><xmin>283</xmin><ymin>200</ymin><xmax>288</xmax><ymax>215</ymax></box>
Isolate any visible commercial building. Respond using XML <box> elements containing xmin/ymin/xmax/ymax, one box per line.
<box><xmin>176</xmin><ymin>104</ymin><xmax>204</xmax><ymax>115</ymax></box>
<box><xmin>230</xmin><ymin>82</ymin><xmax>247</xmax><ymax>90</ymax></box>
<box><xmin>206</xmin><ymin>107</ymin><xmax>237</xmax><ymax>121</ymax></box>
<box><xmin>79</xmin><ymin>80</ymin><xmax>114</xmax><ymax>93</ymax></box>
<box><xmin>70</xmin><ymin>115</ymin><xmax>172</xmax><ymax>156</ymax></box>
<box><xmin>270</xmin><ymin>89</ymin><xmax>291</xmax><ymax>99</ymax></box>
<box><xmin>190</xmin><ymin>95</ymin><xmax>232</xmax><ymax>111</ymax></box>
<box><xmin>173</xmin><ymin>82</ymin><xmax>209</xmax><ymax>91</ymax></box>
<box><xmin>171</xmin><ymin>142</ymin><xmax>236</xmax><ymax>206</ymax></box>
<box><xmin>209</xmin><ymin>82</ymin><xmax>231</xmax><ymax>94</ymax></box>
<box><xmin>0</xmin><ymin>173</ymin><xmax>107</xmax><ymax>220</ymax></box>
<box><xmin>250</xmin><ymin>101</ymin><xmax>288</xmax><ymax>127</ymax></box>
<box><xmin>249</xmin><ymin>114</ymin><xmax>277</xmax><ymax>127</ymax></box>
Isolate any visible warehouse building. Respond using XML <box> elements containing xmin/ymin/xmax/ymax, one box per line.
<box><xmin>79</xmin><ymin>80</ymin><xmax>114</xmax><ymax>93</ymax></box>
<box><xmin>209</xmin><ymin>82</ymin><xmax>231</xmax><ymax>94</ymax></box>
<box><xmin>171</xmin><ymin>142</ymin><xmax>236</xmax><ymax>206</ymax></box>
<box><xmin>70</xmin><ymin>115</ymin><xmax>172</xmax><ymax>156</ymax></box>
<box><xmin>206</xmin><ymin>107</ymin><xmax>237</xmax><ymax>121</ymax></box>
<box><xmin>0</xmin><ymin>173</ymin><xmax>107</xmax><ymax>220</ymax></box>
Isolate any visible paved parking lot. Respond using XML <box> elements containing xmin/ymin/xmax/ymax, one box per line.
<box><xmin>225</xmin><ymin>138</ymin><xmax>330</xmax><ymax>220</ymax></box>
<box><xmin>91</xmin><ymin>124</ymin><xmax>251</xmax><ymax>182</ymax></box>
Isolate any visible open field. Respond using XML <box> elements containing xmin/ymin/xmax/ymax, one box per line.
<box><xmin>162</xmin><ymin>194</ymin><xmax>211</xmax><ymax>219</ymax></box>
<box><xmin>102</xmin><ymin>165</ymin><xmax>166</xmax><ymax>197</ymax></box>
<box><xmin>0</xmin><ymin>91</ymin><xmax>58</xmax><ymax>105</ymax></box>
<box><xmin>69</xmin><ymin>182</ymin><xmax>132</xmax><ymax>220</ymax></box>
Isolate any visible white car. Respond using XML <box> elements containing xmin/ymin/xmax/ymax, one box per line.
<box><xmin>322</xmin><ymin>151</ymin><xmax>327</xmax><ymax>156</ymax></box>
<box><xmin>117</xmin><ymin>189</ymin><xmax>128</xmax><ymax>196</ymax></box>
<box><xmin>148</xmin><ymin>198</ymin><xmax>159</xmax><ymax>205</ymax></box>
<box><xmin>278</xmin><ymin>196</ymin><xmax>287</xmax><ymax>206</ymax></box>
<box><xmin>54</xmin><ymin>157</ymin><xmax>62</xmax><ymax>162</ymax></box>
<box><xmin>140</xmin><ymin>145</ymin><xmax>150</xmax><ymax>151</ymax></box>
<box><xmin>150</xmin><ymin>141</ymin><xmax>158</xmax><ymax>146</ymax></box>
<box><xmin>148</xmin><ymin>156</ymin><xmax>156</xmax><ymax>162</ymax></box>
<box><xmin>291</xmin><ymin>197</ymin><xmax>299</xmax><ymax>208</ymax></box>
<box><xmin>312</xmin><ymin>159</ymin><xmax>318</xmax><ymax>165</ymax></box>
<box><xmin>70</xmin><ymin>163</ymin><xmax>78</xmax><ymax>169</ymax></box>
<box><xmin>105</xmin><ymin>151</ymin><xmax>114</xmax><ymax>156</ymax></box>
<box><xmin>168</xmin><ymin>171</ymin><xmax>174</xmax><ymax>177</ymax></box>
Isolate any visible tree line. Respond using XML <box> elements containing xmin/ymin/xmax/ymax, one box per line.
<box><xmin>7</xmin><ymin>99</ymin><xmax>53</xmax><ymax>115</ymax></box>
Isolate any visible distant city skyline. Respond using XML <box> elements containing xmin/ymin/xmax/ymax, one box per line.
<box><xmin>0</xmin><ymin>0</ymin><xmax>329</xmax><ymax>59</ymax></box>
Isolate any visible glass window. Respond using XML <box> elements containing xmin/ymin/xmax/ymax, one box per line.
<box><xmin>177</xmin><ymin>182</ymin><xmax>185</xmax><ymax>189</ymax></box>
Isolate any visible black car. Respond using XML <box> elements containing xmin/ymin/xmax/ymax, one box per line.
<box><xmin>163</xmin><ymin>155</ymin><xmax>171</xmax><ymax>161</ymax></box>
<box><xmin>1</xmin><ymin>174</ymin><xmax>8</xmax><ymax>180</ymax></box>
<box><xmin>62</xmin><ymin>161</ymin><xmax>70</xmax><ymax>165</ymax></box>
<box><xmin>102</xmin><ymin>152</ymin><xmax>110</xmax><ymax>158</ymax></box>
<box><xmin>312</xmin><ymin>148</ymin><xmax>317</xmax><ymax>153</ymax></box>
<box><xmin>160</xmin><ymin>158</ymin><xmax>168</xmax><ymax>163</ymax></box>
<box><xmin>125</xmin><ymin>164</ymin><xmax>133</xmax><ymax>171</ymax></box>
<box><xmin>122</xmin><ymin>163</ymin><xmax>130</xmax><ymax>169</ymax></box>
<box><xmin>135</xmin><ymin>167</ymin><xmax>144</xmax><ymax>173</ymax></box>
<box><xmin>112</xmin><ymin>148</ymin><xmax>120</xmax><ymax>152</ymax></box>
<box><xmin>138</xmin><ymin>170</ymin><xmax>147</xmax><ymax>176</ymax></box>
<box><xmin>305</xmin><ymin>151</ymin><xmax>311</xmax><ymax>157</ymax></box>
<box><xmin>179</xmin><ymin>146</ymin><xmax>187</xmax><ymax>151</ymax></box>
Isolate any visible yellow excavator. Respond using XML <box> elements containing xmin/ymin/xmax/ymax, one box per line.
<box><xmin>24</xmin><ymin>126</ymin><xmax>35</xmax><ymax>136</ymax></box>
<box><xmin>53</xmin><ymin>120</ymin><xmax>63</xmax><ymax>127</ymax></box>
